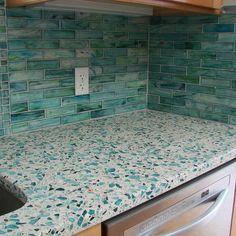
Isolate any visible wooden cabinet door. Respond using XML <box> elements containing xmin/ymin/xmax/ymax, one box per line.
<box><xmin>74</xmin><ymin>224</ymin><xmax>101</xmax><ymax>236</ymax></box>
<box><xmin>113</xmin><ymin>0</ymin><xmax>222</xmax><ymax>9</ymax></box>
<box><xmin>7</xmin><ymin>0</ymin><xmax>48</xmax><ymax>7</ymax></box>
<box><xmin>113</xmin><ymin>0</ymin><xmax>222</xmax><ymax>15</ymax></box>
<box><xmin>7</xmin><ymin>0</ymin><xmax>222</xmax><ymax>15</ymax></box>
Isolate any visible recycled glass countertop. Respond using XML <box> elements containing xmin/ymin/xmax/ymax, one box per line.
<box><xmin>0</xmin><ymin>110</ymin><xmax>236</xmax><ymax>235</ymax></box>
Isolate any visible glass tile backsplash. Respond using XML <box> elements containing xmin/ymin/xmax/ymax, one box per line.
<box><xmin>0</xmin><ymin>6</ymin><xmax>148</xmax><ymax>136</ymax></box>
<box><xmin>148</xmin><ymin>15</ymin><xmax>236</xmax><ymax>125</ymax></box>
<box><xmin>0</xmin><ymin>2</ymin><xmax>236</xmax><ymax>136</ymax></box>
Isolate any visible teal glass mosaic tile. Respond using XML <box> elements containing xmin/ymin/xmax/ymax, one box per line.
<box><xmin>8</xmin><ymin>29</ymin><xmax>42</xmax><ymax>39</ymax></box>
<box><xmin>44</xmin><ymin>69</ymin><xmax>73</xmax><ymax>79</ymax></box>
<box><xmin>214</xmin><ymin>104</ymin><xmax>236</xmax><ymax>116</ymax></box>
<box><xmin>104</xmin><ymin>48</ymin><xmax>127</xmax><ymax>57</ymax></box>
<box><xmin>76</xmin><ymin>30</ymin><xmax>103</xmax><ymax>39</ymax></box>
<box><xmin>148</xmin><ymin>14</ymin><xmax>236</xmax><ymax>125</ymax></box>
<box><xmin>219</xmin><ymin>14</ymin><xmax>236</xmax><ymax>23</ymax></box>
<box><xmin>218</xmin><ymin>33</ymin><xmax>236</xmax><ymax>42</ymax></box>
<box><xmin>233</xmin><ymin>81</ymin><xmax>236</xmax><ymax>88</ymax></box>
<box><xmin>1</xmin><ymin>4</ymin><xmax>148</xmax><ymax>136</ymax></box>
<box><xmin>43</xmin><ymin>10</ymin><xmax>75</xmax><ymax>20</ymax></box>
<box><xmin>201</xmin><ymin>77</ymin><xmax>231</xmax><ymax>88</ymax></box>
<box><xmin>1</xmin><ymin>6</ymin><xmax>236</xmax><ymax>136</ymax></box>
<box><xmin>11</xmin><ymin>122</ymin><xmax>28</xmax><ymax>133</ymax></box>
<box><xmin>10</xmin><ymin>91</ymin><xmax>43</xmax><ymax>103</ymax></box>
<box><xmin>203</xmin><ymin>24</ymin><xmax>234</xmax><ymax>32</ymax></box>
<box><xmin>61</xmin><ymin>20</ymin><xmax>89</xmax><ymax>29</ymax></box>
<box><xmin>216</xmin><ymin>88</ymin><xmax>236</xmax><ymax>97</ymax></box>
<box><xmin>189</xmin><ymin>33</ymin><xmax>218</xmax><ymax>41</ymax></box>
<box><xmin>7</xmin><ymin>18</ymin><xmax>59</xmax><ymax>29</ymax></box>
<box><xmin>159</xmin><ymin>81</ymin><xmax>185</xmax><ymax>91</ymax></box>
<box><xmin>77</xmin><ymin>102</ymin><xmax>102</xmax><ymax>112</ymax></box>
<box><xmin>43</xmin><ymin>87</ymin><xmax>74</xmax><ymax>98</ymax></box>
<box><xmin>11</xmin><ymin>110</ymin><xmax>45</xmax><ymax>123</ymax></box>
<box><xmin>29</xmin><ymin>80</ymin><xmax>60</xmax><ymax>90</ymax></box>
<box><xmin>200</xmin><ymin>112</ymin><xmax>229</xmax><ymax>123</ymax></box>
<box><xmin>29</xmin><ymin>98</ymin><xmax>61</xmax><ymax>110</ymax></box>
<box><xmin>46</xmin><ymin>105</ymin><xmax>76</xmax><ymax>118</ymax></box>
<box><xmin>9</xmin><ymin>70</ymin><xmax>44</xmax><ymax>82</ymax></box>
<box><xmin>229</xmin><ymin>116</ymin><xmax>236</xmax><ymax>125</ymax></box>
<box><xmin>115</xmin><ymin>103</ymin><xmax>145</xmax><ymax>114</ymax></box>
<box><xmin>8</xmin><ymin>61</ymin><xmax>26</xmax><ymax>71</ymax></box>
<box><xmin>8</xmin><ymin>39</ymin><xmax>59</xmax><ymax>49</ymax></box>
<box><xmin>27</xmin><ymin>60</ymin><xmax>59</xmax><ymax>70</ymax></box>
<box><xmin>161</xmin><ymin>49</ymin><xmax>187</xmax><ymax>58</ymax></box>
<box><xmin>102</xmin><ymin>98</ymin><xmax>126</xmax><ymax>109</ymax></box>
<box><xmin>61</xmin><ymin>111</ymin><xmax>90</xmax><ymax>124</ymax></box>
<box><xmin>10</xmin><ymin>81</ymin><xmax>27</xmax><ymax>92</ymax></box>
<box><xmin>201</xmin><ymin>42</ymin><xmax>234</xmax><ymax>51</ymax></box>
<box><xmin>60</xmin><ymin>40</ymin><xmax>88</xmax><ymax>49</ymax></box>
<box><xmin>44</xmin><ymin>49</ymin><xmax>75</xmax><ymax>59</ymax></box>
<box><xmin>28</xmin><ymin>117</ymin><xmax>61</xmax><ymax>130</ymax></box>
<box><xmin>90</xmin><ymin>91</ymin><xmax>115</xmax><ymax>101</ymax></box>
<box><xmin>8</xmin><ymin>50</ymin><xmax>43</xmax><ymax>60</ymax></box>
<box><xmin>0</xmin><ymin>128</ymin><xmax>4</xmax><ymax>136</ymax></box>
<box><xmin>174</xmin><ymin>42</ymin><xmax>201</xmax><ymax>50</ymax></box>
<box><xmin>91</xmin><ymin>108</ymin><xmax>114</xmax><ymax>118</ymax></box>
<box><xmin>161</xmin><ymin>65</ymin><xmax>186</xmax><ymax>75</ymax></box>
<box><xmin>62</xmin><ymin>95</ymin><xmax>89</xmax><ymax>105</ymax></box>
<box><xmin>44</xmin><ymin>30</ymin><xmax>75</xmax><ymax>39</ymax></box>
<box><xmin>7</xmin><ymin>8</ymin><xmax>41</xmax><ymax>18</ymax></box>
<box><xmin>103</xmin><ymin>32</ymin><xmax>128</xmax><ymax>40</ymax></box>
<box><xmin>201</xmin><ymin>59</ymin><xmax>233</xmax><ymax>69</ymax></box>
<box><xmin>186</xmin><ymin>84</ymin><xmax>215</xmax><ymax>94</ymax></box>
<box><xmin>91</xmin><ymin>75</ymin><xmax>115</xmax><ymax>83</ymax></box>
<box><xmin>11</xmin><ymin>102</ymin><xmax>28</xmax><ymax>113</ymax></box>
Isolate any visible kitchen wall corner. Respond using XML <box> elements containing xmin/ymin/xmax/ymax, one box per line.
<box><xmin>148</xmin><ymin>15</ymin><xmax>236</xmax><ymax>125</ymax></box>
<box><xmin>1</xmin><ymin>2</ymin><xmax>236</xmax><ymax>137</ymax></box>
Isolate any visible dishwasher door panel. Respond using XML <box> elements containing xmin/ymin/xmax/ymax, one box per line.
<box><xmin>136</xmin><ymin>191</ymin><xmax>232</xmax><ymax>236</ymax></box>
<box><xmin>157</xmin><ymin>200</ymin><xmax>231</xmax><ymax>236</ymax></box>
<box><xmin>102</xmin><ymin>162</ymin><xmax>236</xmax><ymax>236</ymax></box>
<box><xmin>124</xmin><ymin>180</ymin><xmax>233</xmax><ymax>236</ymax></box>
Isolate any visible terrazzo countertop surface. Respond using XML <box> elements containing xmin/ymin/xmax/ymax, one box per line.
<box><xmin>0</xmin><ymin>110</ymin><xmax>236</xmax><ymax>236</ymax></box>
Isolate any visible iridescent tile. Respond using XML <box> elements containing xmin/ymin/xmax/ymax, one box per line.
<box><xmin>11</xmin><ymin>110</ymin><xmax>45</xmax><ymax>123</ymax></box>
<box><xmin>29</xmin><ymin>98</ymin><xmax>60</xmax><ymax>110</ymax></box>
<box><xmin>61</xmin><ymin>112</ymin><xmax>90</xmax><ymax>124</ymax></box>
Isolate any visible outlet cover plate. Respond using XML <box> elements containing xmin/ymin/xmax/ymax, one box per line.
<box><xmin>75</xmin><ymin>67</ymin><xmax>89</xmax><ymax>96</ymax></box>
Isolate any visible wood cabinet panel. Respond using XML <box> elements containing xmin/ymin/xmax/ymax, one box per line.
<box><xmin>74</xmin><ymin>224</ymin><xmax>101</xmax><ymax>236</ymax></box>
<box><xmin>113</xmin><ymin>0</ymin><xmax>222</xmax><ymax>15</ymax></box>
<box><xmin>7</xmin><ymin>0</ymin><xmax>222</xmax><ymax>15</ymax></box>
<box><xmin>7</xmin><ymin>0</ymin><xmax>48</xmax><ymax>7</ymax></box>
<box><xmin>113</xmin><ymin>0</ymin><xmax>222</xmax><ymax>9</ymax></box>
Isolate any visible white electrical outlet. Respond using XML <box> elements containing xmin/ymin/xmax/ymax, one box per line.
<box><xmin>75</xmin><ymin>67</ymin><xmax>89</xmax><ymax>96</ymax></box>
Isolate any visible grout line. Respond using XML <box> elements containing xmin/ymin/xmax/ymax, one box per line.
<box><xmin>146</xmin><ymin>17</ymin><xmax>150</xmax><ymax>109</ymax></box>
<box><xmin>3</xmin><ymin>2</ymin><xmax>11</xmax><ymax>135</ymax></box>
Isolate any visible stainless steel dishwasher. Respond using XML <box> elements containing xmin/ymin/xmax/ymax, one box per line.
<box><xmin>102</xmin><ymin>161</ymin><xmax>236</xmax><ymax>236</ymax></box>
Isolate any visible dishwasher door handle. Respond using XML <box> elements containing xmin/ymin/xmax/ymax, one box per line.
<box><xmin>162</xmin><ymin>189</ymin><xmax>228</xmax><ymax>236</ymax></box>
